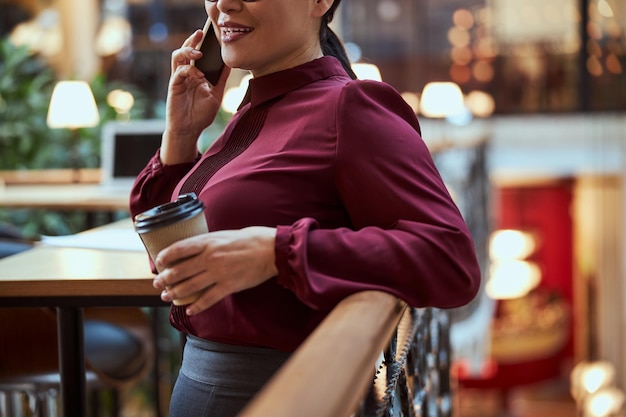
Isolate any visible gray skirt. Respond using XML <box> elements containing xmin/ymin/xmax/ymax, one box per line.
<box><xmin>170</xmin><ymin>336</ymin><xmax>291</xmax><ymax>417</ymax></box>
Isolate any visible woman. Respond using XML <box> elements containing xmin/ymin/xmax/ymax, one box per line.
<box><xmin>130</xmin><ymin>0</ymin><xmax>481</xmax><ymax>415</ymax></box>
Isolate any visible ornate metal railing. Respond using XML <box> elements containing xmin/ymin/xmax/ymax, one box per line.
<box><xmin>357</xmin><ymin>308</ymin><xmax>451</xmax><ymax>417</ymax></box>
<box><xmin>239</xmin><ymin>291</ymin><xmax>451</xmax><ymax>417</ymax></box>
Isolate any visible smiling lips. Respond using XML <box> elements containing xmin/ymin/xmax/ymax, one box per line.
<box><xmin>221</xmin><ymin>26</ymin><xmax>253</xmax><ymax>42</ymax></box>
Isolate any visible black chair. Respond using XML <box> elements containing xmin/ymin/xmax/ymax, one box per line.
<box><xmin>0</xmin><ymin>222</ymin><xmax>35</xmax><ymax>260</ymax></box>
<box><xmin>0</xmin><ymin>307</ymin><xmax>155</xmax><ymax>417</ymax></box>
<box><xmin>0</xmin><ymin>224</ymin><xmax>156</xmax><ymax>417</ymax></box>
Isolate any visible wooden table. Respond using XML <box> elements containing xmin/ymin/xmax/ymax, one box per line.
<box><xmin>0</xmin><ymin>219</ymin><xmax>164</xmax><ymax>417</ymax></box>
<box><xmin>0</xmin><ymin>183</ymin><xmax>131</xmax><ymax>211</ymax></box>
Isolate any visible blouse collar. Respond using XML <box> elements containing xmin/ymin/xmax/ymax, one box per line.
<box><xmin>238</xmin><ymin>56</ymin><xmax>350</xmax><ymax>110</ymax></box>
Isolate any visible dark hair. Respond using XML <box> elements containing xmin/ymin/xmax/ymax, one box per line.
<box><xmin>320</xmin><ymin>0</ymin><xmax>358</xmax><ymax>80</ymax></box>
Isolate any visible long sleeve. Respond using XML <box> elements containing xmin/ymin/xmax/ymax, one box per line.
<box><xmin>275</xmin><ymin>80</ymin><xmax>481</xmax><ymax>310</ymax></box>
<box><xmin>128</xmin><ymin>150</ymin><xmax>200</xmax><ymax>219</ymax></box>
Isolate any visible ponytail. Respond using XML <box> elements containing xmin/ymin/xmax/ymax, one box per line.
<box><xmin>320</xmin><ymin>0</ymin><xmax>358</xmax><ymax>80</ymax></box>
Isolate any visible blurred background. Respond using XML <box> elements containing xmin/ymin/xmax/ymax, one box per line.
<box><xmin>0</xmin><ymin>0</ymin><xmax>625</xmax><ymax>416</ymax></box>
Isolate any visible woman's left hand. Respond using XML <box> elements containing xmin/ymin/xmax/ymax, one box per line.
<box><xmin>153</xmin><ymin>227</ymin><xmax>278</xmax><ymax>315</ymax></box>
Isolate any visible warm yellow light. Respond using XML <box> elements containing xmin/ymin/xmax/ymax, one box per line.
<box><xmin>472</xmin><ymin>60</ymin><xmax>495</xmax><ymax>83</ymax></box>
<box><xmin>449</xmin><ymin>65</ymin><xmax>472</xmax><ymax>84</ymax></box>
<box><xmin>585</xmin><ymin>387</ymin><xmax>625</xmax><ymax>417</ymax></box>
<box><xmin>597</xmin><ymin>0</ymin><xmax>614</xmax><ymax>18</ymax></box>
<box><xmin>587</xmin><ymin>55</ymin><xmax>604</xmax><ymax>77</ymax></box>
<box><xmin>606</xmin><ymin>20</ymin><xmax>621</xmax><ymax>38</ymax></box>
<box><xmin>400</xmin><ymin>92</ymin><xmax>420</xmax><ymax>114</ymax></box>
<box><xmin>47</xmin><ymin>81</ymin><xmax>100</xmax><ymax>129</ymax></box>
<box><xmin>447</xmin><ymin>27</ymin><xmax>471</xmax><ymax>48</ymax></box>
<box><xmin>489</xmin><ymin>229</ymin><xmax>536</xmax><ymax>260</ymax></box>
<box><xmin>450</xmin><ymin>46</ymin><xmax>473</xmax><ymax>65</ymax></box>
<box><xmin>9</xmin><ymin>9</ymin><xmax>62</xmax><ymax>57</ymax></box>
<box><xmin>587</xmin><ymin>22</ymin><xmax>603</xmax><ymax>41</ymax></box>
<box><xmin>606</xmin><ymin>54</ymin><xmax>623</xmax><ymax>75</ymax></box>
<box><xmin>583</xmin><ymin>367</ymin><xmax>615</xmax><ymax>394</ymax></box>
<box><xmin>107</xmin><ymin>89</ymin><xmax>135</xmax><ymax>115</ymax></box>
<box><xmin>486</xmin><ymin>260</ymin><xmax>541</xmax><ymax>299</ymax></box>
<box><xmin>571</xmin><ymin>361</ymin><xmax>616</xmax><ymax>402</ymax></box>
<box><xmin>465</xmin><ymin>90</ymin><xmax>495</xmax><ymax>118</ymax></box>
<box><xmin>453</xmin><ymin>9</ymin><xmax>475</xmax><ymax>30</ymax></box>
<box><xmin>96</xmin><ymin>16</ymin><xmax>132</xmax><ymax>57</ymax></box>
<box><xmin>420</xmin><ymin>82</ymin><xmax>465</xmax><ymax>118</ymax></box>
<box><xmin>474</xmin><ymin>37</ymin><xmax>498</xmax><ymax>59</ymax></box>
<box><xmin>352</xmin><ymin>63</ymin><xmax>382</xmax><ymax>81</ymax></box>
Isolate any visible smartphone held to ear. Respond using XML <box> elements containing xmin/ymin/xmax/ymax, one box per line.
<box><xmin>192</xmin><ymin>18</ymin><xmax>226</xmax><ymax>86</ymax></box>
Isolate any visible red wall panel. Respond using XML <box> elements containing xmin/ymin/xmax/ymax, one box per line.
<box><xmin>459</xmin><ymin>180</ymin><xmax>575</xmax><ymax>390</ymax></box>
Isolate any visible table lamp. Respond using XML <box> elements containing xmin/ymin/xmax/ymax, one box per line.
<box><xmin>47</xmin><ymin>80</ymin><xmax>100</xmax><ymax>182</ymax></box>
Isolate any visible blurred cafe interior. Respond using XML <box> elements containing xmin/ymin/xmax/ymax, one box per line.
<box><xmin>0</xmin><ymin>0</ymin><xmax>625</xmax><ymax>416</ymax></box>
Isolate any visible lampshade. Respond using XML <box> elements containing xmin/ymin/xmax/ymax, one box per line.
<box><xmin>47</xmin><ymin>81</ymin><xmax>100</xmax><ymax>129</ymax></box>
<box><xmin>419</xmin><ymin>81</ymin><xmax>465</xmax><ymax>118</ymax></box>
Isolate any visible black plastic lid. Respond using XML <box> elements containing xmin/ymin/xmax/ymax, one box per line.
<box><xmin>134</xmin><ymin>193</ymin><xmax>205</xmax><ymax>233</ymax></box>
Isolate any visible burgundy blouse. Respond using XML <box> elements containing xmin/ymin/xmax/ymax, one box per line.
<box><xmin>130</xmin><ymin>56</ymin><xmax>480</xmax><ymax>352</ymax></box>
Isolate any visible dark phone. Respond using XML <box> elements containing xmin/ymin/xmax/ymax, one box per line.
<box><xmin>192</xmin><ymin>19</ymin><xmax>226</xmax><ymax>86</ymax></box>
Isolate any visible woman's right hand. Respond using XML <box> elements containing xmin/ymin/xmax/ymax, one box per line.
<box><xmin>161</xmin><ymin>29</ymin><xmax>231</xmax><ymax>165</ymax></box>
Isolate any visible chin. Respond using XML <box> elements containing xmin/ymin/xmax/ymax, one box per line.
<box><xmin>226</xmin><ymin>60</ymin><xmax>253</xmax><ymax>74</ymax></box>
<box><xmin>222</xmin><ymin>55</ymin><xmax>244</xmax><ymax>71</ymax></box>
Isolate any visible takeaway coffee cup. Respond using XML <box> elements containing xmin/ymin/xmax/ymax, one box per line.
<box><xmin>134</xmin><ymin>193</ymin><xmax>208</xmax><ymax>305</ymax></box>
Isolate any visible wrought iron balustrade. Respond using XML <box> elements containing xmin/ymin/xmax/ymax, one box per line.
<box><xmin>239</xmin><ymin>291</ymin><xmax>452</xmax><ymax>417</ymax></box>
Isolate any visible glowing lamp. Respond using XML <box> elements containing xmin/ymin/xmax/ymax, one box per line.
<box><xmin>584</xmin><ymin>387</ymin><xmax>625</xmax><ymax>417</ymax></box>
<box><xmin>419</xmin><ymin>82</ymin><xmax>465</xmax><ymax>118</ymax></box>
<box><xmin>47</xmin><ymin>81</ymin><xmax>100</xmax><ymax>182</ymax></box>
<box><xmin>486</xmin><ymin>260</ymin><xmax>541</xmax><ymax>299</ymax></box>
<box><xmin>47</xmin><ymin>81</ymin><xmax>99</xmax><ymax>129</ymax></box>
<box><xmin>489</xmin><ymin>229</ymin><xmax>536</xmax><ymax>260</ymax></box>
<box><xmin>571</xmin><ymin>361</ymin><xmax>616</xmax><ymax>402</ymax></box>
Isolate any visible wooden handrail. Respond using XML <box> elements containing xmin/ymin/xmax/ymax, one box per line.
<box><xmin>238</xmin><ymin>291</ymin><xmax>407</xmax><ymax>417</ymax></box>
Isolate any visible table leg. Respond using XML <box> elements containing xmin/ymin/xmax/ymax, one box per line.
<box><xmin>150</xmin><ymin>307</ymin><xmax>164</xmax><ymax>417</ymax></box>
<box><xmin>56</xmin><ymin>306</ymin><xmax>87</xmax><ymax>417</ymax></box>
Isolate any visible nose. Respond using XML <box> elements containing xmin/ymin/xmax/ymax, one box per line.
<box><xmin>215</xmin><ymin>0</ymin><xmax>243</xmax><ymax>13</ymax></box>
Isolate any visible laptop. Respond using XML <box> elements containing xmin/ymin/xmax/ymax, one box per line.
<box><xmin>100</xmin><ymin>119</ymin><xmax>165</xmax><ymax>189</ymax></box>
